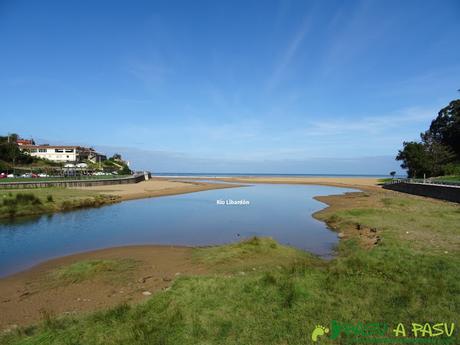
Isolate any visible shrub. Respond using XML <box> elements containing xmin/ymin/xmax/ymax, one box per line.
<box><xmin>3</xmin><ymin>198</ymin><xmax>17</xmax><ymax>207</ymax></box>
<box><xmin>15</xmin><ymin>193</ymin><xmax>42</xmax><ymax>205</ymax></box>
<box><xmin>120</xmin><ymin>165</ymin><xmax>132</xmax><ymax>175</ymax></box>
<box><xmin>261</xmin><ymin>272</ymin><xmax>277</xmax><ymax>285</ymax></box>
<box><xmin>1</xmin><ymin>193</ymin><xmax>44</xmax><ymax>218</ymax></box>
<box><xmin>61</xmin><ymin>200</ymin><xmax>74</xmax><ymax>210</ymax></box>
<box><xmin>443</xmin><ymin>163</ymin><xmax>460</xmax><ymax>176</ymax></box>
<box><xmin>3</xmin><ymin>193</ymin><xmax>42</xmax><ymax>206</ymax></box>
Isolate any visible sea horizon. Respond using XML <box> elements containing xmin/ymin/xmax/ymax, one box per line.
<box><xmin>153</xmin><ymin>172</ymin><xmax>401</xmax><ymax>178</ymax></box>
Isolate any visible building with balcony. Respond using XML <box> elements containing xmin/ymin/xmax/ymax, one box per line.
<box><xmin>19</xmin><ymin>145</ymin><xmax>106</xmax><ymax>163</ymax></box>
<box><xmin>20</xmin><ymin>145</ymin><xmax>80</xmax><ymax>162</ymax></box>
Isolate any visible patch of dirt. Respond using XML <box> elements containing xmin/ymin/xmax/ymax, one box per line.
<box><xmin>0</xmin><ymin>245</ymin><xmax>207</xmax><ymax>330</ymax></box>
<box><xmin>313</xmin><ymin>191</ymin><xmax>385</xmax><ymax>249</ymax></box>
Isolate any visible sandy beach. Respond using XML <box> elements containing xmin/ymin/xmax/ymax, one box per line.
<box><xmin>74</xmin><ymin>177</ymin><xmax>243</xmax><ymax>201</ymax></box>
<box><xmin>176</xmin><ymin>176</ymin><xmax>381</xmax><ymax>190</ymax></box>
<box><xmin>76</xmin><ymin>176</ymin><xmax>380</xmax><ymax>201</ymax></box>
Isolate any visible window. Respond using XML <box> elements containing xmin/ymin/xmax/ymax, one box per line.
<box><xmin>39</xmin><ymin>149</ymin><xmax>47</xmax><ymax>152</ymax></box>
<box><xmin>65</xmin><ymin>149</ymin><xmax>74</xmax><ymax>153</ymax></box>
<box><xmin>30</xmin><ymin>149</ymin><xmax>37</xmax><ymax>153</ymax></box>
<box><xmin>55</xmin><ymin>149</ymin><xmax>63</xmax><ymax>153</ymax></box>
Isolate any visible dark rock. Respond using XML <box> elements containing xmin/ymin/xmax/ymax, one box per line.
<box><xmin>138</xmin><ymin>275</ymin><xmax>154</xmax><ymax>283</ymax></box>
<box><xmin>19</xmin><ymin>291</ymin><xmax>30</xmax><ymax>298</ymax></box>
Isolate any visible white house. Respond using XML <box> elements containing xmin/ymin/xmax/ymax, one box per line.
<box><xmin>20</xmin><ymin>145</ymin><xmax>81</xmax><ymax>162</ymax></box>
<box><xmin>19</xmin><ymin>143</ymin><xmax>108</xmax><ymax>164</ymax></box>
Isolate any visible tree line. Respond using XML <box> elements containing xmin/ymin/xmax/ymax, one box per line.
<box><xmin>0</xmin><ymin>133</ymin><xmax>34</xmax><ymax>171</ymax></box>
<box><xmin>396</xmin><ymin>99</ymin><xmax>460</xmax><ymax>178</ymax></box>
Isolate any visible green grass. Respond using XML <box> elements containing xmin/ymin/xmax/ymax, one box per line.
<box><xmin>377</xmin><ymin>177</ymin><xmax>394</xmax><ymax>184</ymax></box>
<box><xmin>193</xmin><ymin>237</ymin><xmax>320</xmax><ymax>272</ymax></box>
<box><xmin>433</xmin><ymin>175</ymin><xmax>460</xmax><ymax>183</ymax></box>
<box><xmin>379</xmin><ymin>176</ymin><xmax>460</xmax><ymax>184</ymax></box>
<box><xmin>1</xmin><ymin>193</ymin><xmax>459</xmax><ymax>345</ymax></box>
<box><xmin>0</xmin><ymin>188</ymin><xmax>118</xmax><ymax>219</ymax></box>
<box><xmin>330</xmin><ymin>194</ymin><xmax>460</xmax><ymax>253</ymax></box>
<box><xmin>51</xmin><ymin>259</ymin><xmax>138</xmax><ymax>285</ymax></box>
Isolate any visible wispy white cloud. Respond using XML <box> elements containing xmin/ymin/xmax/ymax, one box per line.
<box><xmin>368</xmin><ymin>66</ymin><xmax>460</xmax><ymax>100</ymax></box>
<box><xmin>304</xmin><ymin>106</ymin><xmax>436</xmax><ymax>137</ymax></box>
<box><xmin>318</xmin><ymin>1</ymin><xmax>393</xmax><ymax>77</ymax></box>
<box><xmin>125</xmin><ymin>57</ymin><xmax>171</xmax><ymax>89</ymax></box>
<box><xmin>266</xmin><ymin>11</ymin><xmax>314</xmax><ymax>92</ymax></box>
<box><xmin>102</xmin><ymin>103</ymin><xmax>437</xmax><ymax>161</ymax></box>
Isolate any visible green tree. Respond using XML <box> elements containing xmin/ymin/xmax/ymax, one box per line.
<box><xmin>0</xmin><ymin>134</ymin><xmax>35</xmax><ymax>168</ymax></box>
<box><xmin>120</xmin><ymin>165</ymin><xmax>132</xmax><ymax>175</ymax></box>
<box><xmin>9</xmin><ymin>133</ymin><xmax>19</xmax><ymax>142</ymax></box>
<box><xmin>111</xmin><ymin>153</ymin><xmax>122</xmax><ymax>161</ymax></box>
<box><xmin>396</xmin><ymin>141</ymin><xmax>429</xmax><ymax>178</ymax></box>
<box><xmin>396</xmin><ymin>138</ymin><xmax>455</xmax><ymax>178</ymax></box>
<box><xmin>396</xmin><ymin>99</ymin><xmax>460</xmax><ymax>178</ymax></box>
<box><xmin>426</xmin><ymin>99</ymin><xmax>460</xmax><ymax>158</ymax></box>
<box><xmin>0</xmin><ymin>160</ymin><xmax>9</xmax><ymax>172</ymax></box>
<box><xmin>421</xmin><ymin>132</ymin><xmax>456</xmax><ymax>176</ymax></box>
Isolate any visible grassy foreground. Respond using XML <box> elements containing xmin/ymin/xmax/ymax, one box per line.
<box><xmin>1</xmin><ymin>191</ymin><xmax>459</xmax><ymax>344</ymax></box>
<box><xmin>0</xmin><ymin>188</ymin><xmax>119</xmax><ymax>219</ymax></box>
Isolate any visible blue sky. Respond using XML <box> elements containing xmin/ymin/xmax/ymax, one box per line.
<box><xmin>1</xmin><ymin>0</ymin><xmax>459</xmax><ymax>174</ymax></box>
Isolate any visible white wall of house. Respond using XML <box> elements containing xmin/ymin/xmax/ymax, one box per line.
<box><xmin>27</xmin><ymin>148</ymin><xmax>79</xmax><ymax>162</ymax></box>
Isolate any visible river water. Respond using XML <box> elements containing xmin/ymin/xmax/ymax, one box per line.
<box><xmin>0</xmin><ymin>183</ymin><xmax>355</xmax><ymax>277</ymax></box>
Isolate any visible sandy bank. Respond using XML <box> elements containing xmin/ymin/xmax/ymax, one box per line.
<box><xmin>0</xmin><ymin>245</ymin><xmax>206</xmax><ymax>330</ymax></box>
<box><xmin>175</xmin><ymin>176</ymin><xmax>381</xmax><ymax>190</ymax></box>
<box><xmin>75</xmin><ymin>178</ymin><xmax>242</xmax><ymax>201</ymax></box>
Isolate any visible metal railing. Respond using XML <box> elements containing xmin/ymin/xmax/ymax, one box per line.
<box><xmin>0</xmin><ymin>172</ymin><xmax>151</xmax><ymax>189</ymax></box>
<box><xmin>385</xmin><ymin>178</ymin><xmax>460</xmax><ymax>187</ymax></box>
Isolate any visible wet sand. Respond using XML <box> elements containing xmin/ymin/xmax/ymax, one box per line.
<box><xmin>75</xmin><ymin>177</ymin><xmax>380</xmax><ymax>201</ymax></box>
<box><xmin>75</xmin><ymin>177</ymin><xmax>242</xmax><ymax>201</ymax></box>
<box><xmin>0</xmin><ymin>245</ymin><xmax>206</xmax><ymax>330</ymax></box>
<box><xmin>178</xmin><ymin>176</ymin><xmax>381</xmax><ymax>190</ymax></box>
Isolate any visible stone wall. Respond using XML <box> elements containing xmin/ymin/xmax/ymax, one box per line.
<box><xmin>383</xmin><ymin>182</ymin><xmax>460</xmax><ymax>203</ymax></box>
<box><xmin>0</xmin><ymin>172</ymin><xmax>151</xmax><ymax>189</ymax></box>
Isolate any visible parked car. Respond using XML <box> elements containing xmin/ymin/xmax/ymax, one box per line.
<box><xmin>37</xmin><ymin>173</ymin><xmax>49</xmax><ymax>178</ymax></box>
<box><xmin>21</xmin><ymin>173</ymin><xmax>32</xmax><ymax>178</ymax></box>
<box><xmin>7</xmin><ymin>174</ymin><xmax>15</xmax><ymax>178</ymax></box>
<box><xmin>0</xmin><ymin>173</ymin><xmax>6</xmax><ymax>179</ymax></box>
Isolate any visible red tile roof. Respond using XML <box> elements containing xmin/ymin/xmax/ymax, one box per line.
<box><xmin>17</xmin><ymin>139</ymin><xmax>34</xmax><ymax>145</ymax></box>
<box><xmin>20</xmin><ymin>145</ymin><xmax>81</xmax><ymax>149</ymax></box>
